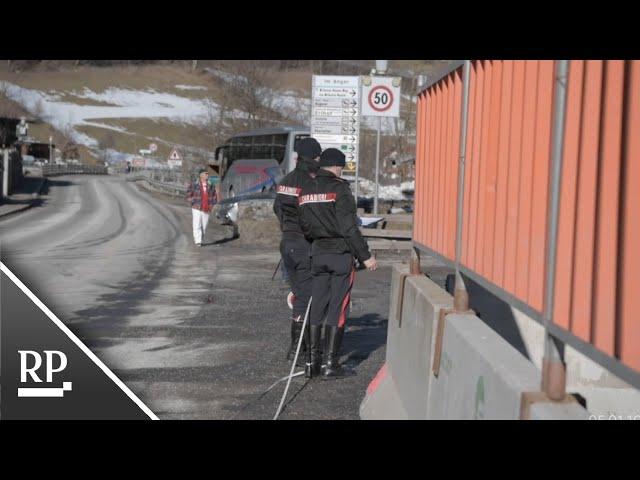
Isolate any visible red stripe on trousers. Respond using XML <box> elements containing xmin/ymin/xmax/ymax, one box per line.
<box><xmin>338</xmin><ymin>267</ymin><xmax>356</xmax><ymax>327</ymax></box>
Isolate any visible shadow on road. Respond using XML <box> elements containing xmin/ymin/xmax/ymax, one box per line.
<box><xmin>341</xmin><ymin>312</ymin><xmax>387</xmax><ymax>369</ymax></box>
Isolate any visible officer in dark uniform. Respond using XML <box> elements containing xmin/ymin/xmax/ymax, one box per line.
<box><xmin>298</xmin><ymin>148</ymin><xmax>378</xmax><ymax>378</ymax></box>
<box><xmin>273</xmin><ymin>137</ymin><xmax>322</xmax><ymax>363</ymax></box>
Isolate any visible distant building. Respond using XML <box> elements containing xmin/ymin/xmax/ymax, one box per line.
<box><xmin>0</xmin><ymin>117</ymin><xmax>20</xmax><ymax>148</ymax></box>
<box><xmin>23</xmin><ymin>142</ymin><xmax>55</xmax><ymax>161</ymax></box>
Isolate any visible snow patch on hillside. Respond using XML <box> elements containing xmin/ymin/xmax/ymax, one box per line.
<box><xmin>0</xmin><ymin>81</ymin><xmax>247</xmax><ymax>148</ymax></box>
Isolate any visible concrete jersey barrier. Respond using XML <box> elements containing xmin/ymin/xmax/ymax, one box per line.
<box><xmin>360</xmin><ymin>264</ymin><xmax>590</xmax><ymax>420</ymax></box>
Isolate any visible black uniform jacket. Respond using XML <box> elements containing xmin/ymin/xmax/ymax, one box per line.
<box><xmin>273</xmin><ymin>158</ymin><xmax>318</xmax><ymax>236</ymax></box>
<box><xmin>298</xmin><ymin>169</ymin><xmax>371</xmax><ymax>263</ymax></box>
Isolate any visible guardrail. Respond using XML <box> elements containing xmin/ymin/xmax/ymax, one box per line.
<box><xmin>127</xmin><ymin>171</ymin><xmax>276</xmax><ymax>204</ymax></box>
<box><xmin>42</xmin><ymin>164</ymin><xmax>108</xmax><ymax>176</ymax></box>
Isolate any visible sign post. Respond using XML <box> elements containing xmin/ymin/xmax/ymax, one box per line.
<box><xmin>361</xmin><ymin>74</ymin><xmax>402</xmax><ymax>214</ymax></box>
<box><xmin>311</xmin><ymin>75</ymin><xmax>361</xmax><ymax>194</ymax></box>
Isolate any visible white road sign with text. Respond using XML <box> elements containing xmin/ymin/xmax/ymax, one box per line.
<box><xmin>311</xmin><ymin>75</ymin><xmax>361</xmax><ymax>174</ymax></box>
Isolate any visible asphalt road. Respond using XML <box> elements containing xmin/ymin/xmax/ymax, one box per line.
<box><xmin>0</xmin><ymin>175</ymin><xmax>391</xmax><ymax>419</ymax></box>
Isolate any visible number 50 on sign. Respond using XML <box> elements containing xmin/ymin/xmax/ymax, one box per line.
<box><xmin>361</xmin><ymin>76</ymin><xmax>401</xmax><ymax>118</ymax></box>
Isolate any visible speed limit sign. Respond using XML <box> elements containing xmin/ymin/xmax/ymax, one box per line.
<box><xmin>369</xmin><ymin>85</ymin><xmax>394</xmax><ymax>112</ymax></box>
<box><xmin>361</xmin><ymin>76</ymin><xmax>401</xmax><ymax>117</ymax></box>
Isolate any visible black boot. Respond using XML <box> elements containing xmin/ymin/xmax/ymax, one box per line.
<box><xmin>295</xmin><ymin>322</ymin><xmax>309</xmax><ymax>367</ymax></box>
<box><xmin>321</xmin><ymin>326</ymin><xmax>351</xmax><ymax>379</ymax></box>
<box><xmin>286</xmin><ymin>317</ymin><xmax>306</xmax><ymax>361</ymax></box>
<box><xmin>305</xmin><ymin>325</ymin><xmax>322</xmax><ymax>378</ymax></box>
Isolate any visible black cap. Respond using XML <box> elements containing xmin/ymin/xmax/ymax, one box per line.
<box><xmin>295</xmin><ymin>137</ymin><xmax>322</xmax><ymax>160</ymax></box>
<box><xmin>198</xmin><ymin>168</ymin><xmax>208</xmax><ymax>174</ymax></box>
<box><xmin>319</xmin><ymin>148</ymin><xmax>346</xmax><ymax>168</ymax></box>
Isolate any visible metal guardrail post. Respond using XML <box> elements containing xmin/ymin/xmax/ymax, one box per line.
<box><xmin>431</xmin><ymin>61</ymin><xmax>475</xmax><ymax>378</ymax></box>
<box><xmin>541</xmin><ymin>60</ymin><xmax>570</xmax><ymax>400</ymax></box>
<box><xmin>453</xmin><ymin>60</ymin><xmax>472</xmax><ymax>310</ymax></box>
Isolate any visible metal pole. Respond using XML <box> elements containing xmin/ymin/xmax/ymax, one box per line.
<box><xmin>354</xmin><ymin>145</ymin><xmax>359</xmax><ymax>208</ymax></box>
<box><xmin>2</xmin><ymin>150</ymin><xmax>9</xmax><ymax>198</ymax></box>
<box><xmin>453</xmin><ymin>61</ymin><xmax>472</xmax><ymax>310</ymax></box>
<box><xmin>374</xmin><ymin>116</ymin><xmax>381</xmax><ymax>214</ymax></box>
<box><xmin>354</xmin><ymin>76</ymin><xmax>361</xmax><ymax>209</ymax></box>
<box><xmin>541</xmin><ymin>60</ymin><xmax>570</xmax><ymax>400</ymax></box>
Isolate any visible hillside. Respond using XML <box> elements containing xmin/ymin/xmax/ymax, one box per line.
<box><xmin>0</xmin><ymin>60</ymin><xmax>452</xmax><ymax>189</ymax></box>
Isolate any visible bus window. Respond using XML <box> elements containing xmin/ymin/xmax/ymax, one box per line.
<box><xmin>228</xmin><ymin>137</ymin><xmax>239</xmax><ymax>165</ymax></box>
<box><xmin>253</xmin><ymin>135</ymin><xmax>271</xmax><ymax>159</ymax></box>
<box><xmin>272</xmin><ymin>133</ymin><xmax>288</xmax><ymax>163</ymax></box>
<box><xmin>217</xmin><ymin>146</ymin><xmax>230</xmax><ymax>178</ymax></box>
<box><xmin>237</xmin><ymin>137</ymin><xmax>251</xmax><ymax>158</ymax></box>
<box><xmin>217</xmin><ymin>130</ymin><xmax>308</xmax><ymax>179</ymax></box>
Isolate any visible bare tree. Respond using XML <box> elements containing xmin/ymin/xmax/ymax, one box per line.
<box><xmin>392</xmin><ymin>86</ymin><xmax>416</xmax><ymax>166</ymax></box>
<box><xmin>222</xmin><ymin>62</ymin><xmax>278</xmax><ymax>130</ymax></box>
<box><xmin>58</xmin><ymin>122</ymin><xmax>79</xmax><ymax>162</ymax></box>
<box><xmin>98</xmin><ymin>132</ymin><xmax>116</xmax><ymax>163</ymax></box>
<box><xmin>278</xmin><ymin>95</ymin><xmax>310</xmax><ymax>125</ymax></box>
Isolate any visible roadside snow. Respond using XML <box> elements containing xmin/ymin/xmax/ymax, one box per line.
<box><xmin>356</xmin><ymin>178</ymin><xmax>415</xmax><ymax>200</ymax></box>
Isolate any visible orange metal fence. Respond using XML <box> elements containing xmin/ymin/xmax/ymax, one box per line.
<box><xmin>413</xmin><ymin>60</ymin><xmax>640</xmax><ymax>381</ymax></box>
<box><xmin>414</xmin><ymin>67</ymin><xmax>461</xmax><ymax>262</ymax></box>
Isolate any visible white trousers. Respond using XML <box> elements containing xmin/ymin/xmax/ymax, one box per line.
<box><xmin>192</xmin><ymin>208</ymin><xmax>210</xmax><ymax>245</ymax></box>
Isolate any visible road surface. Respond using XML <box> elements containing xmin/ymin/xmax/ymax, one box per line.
<box><xmin>0</xmin><ymin>175</ymin><xmax>391</xmax><ymax>419</ymax></box>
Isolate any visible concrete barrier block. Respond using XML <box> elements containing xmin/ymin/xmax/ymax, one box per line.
<box><xmin>362</xmin><ymin>266</ymin><xmax>453</xmax><ymax>419</ymax></box>
<box><xmin>361</xmin><ymin>265</ymin><xmax>592</xmax><ymax>420</ymax></box>
<box><xmin>529</xmin><ymin>402</ymin><xmax>590</xmax><ymax>420</ymax></box>
<box><xmin>386</xmin><ymin>264</ymin><xmax>410</xmax><ymax>329</ymax></box>
<box><xmin>427</xmin><ymin>313</ymin><xmax>542</xmax><ymax>419</ymax></box>
<box><xmin>387</xmin><ymin>275</ymin><xmax>452</xmax><ymax>418</ymax></box>
<box><xmin>360</xmin><ymin>364</ymin><xmax>409</xmax><ymax>420</ymax></box>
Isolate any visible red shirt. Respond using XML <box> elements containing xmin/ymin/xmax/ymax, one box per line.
<box><xmin>200</xmin><ymin>182</ymin><xmax>209</xmax><ymax>212</ymax></box>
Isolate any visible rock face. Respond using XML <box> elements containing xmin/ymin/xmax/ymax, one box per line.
<box><xmin>235</xmin><ymin>199</ymin><xmax>281</xmax><ymax>247</ymax></box>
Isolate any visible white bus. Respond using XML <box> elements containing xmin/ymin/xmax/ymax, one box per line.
<box><xmin>211</xmin><ymin>125</ymin><xmax>310</xmax><ymax>223</ymax></box>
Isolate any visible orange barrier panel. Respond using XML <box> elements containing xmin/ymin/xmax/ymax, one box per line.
<box><xmin>619</xmin><ymin>61</ymin><xmax>640</xmax><ymax>371</ymax></box>
<box><xmin>458</xmin><ymin>61</ymin><xmax>554</xmax><ymax>312</ymax></box>
<box><xmin>592</xmin><ymin>60</ymin><xmax>624</xmax><ymax>356</ymax></box>
<box><xmin>553</xmin><ymin>60</ymin><xmax>640</xmax><ymax>371</ymax></box>
<box><xmin>414</xmin><ymin>60</ymin><xmax>640</xmax><ymax>377</ymax></box>
<box><xmin>413</xmin><ymin>67</ymin><xmax>462</xmax><ymax>260</ymax></box>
